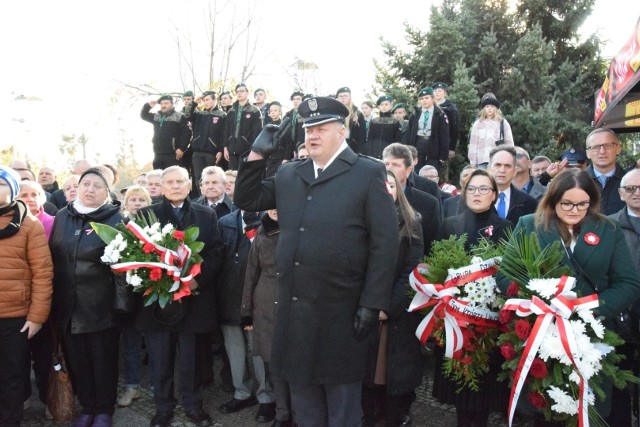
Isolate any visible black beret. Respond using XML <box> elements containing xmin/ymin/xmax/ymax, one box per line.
<box><xmin>235</xmin><ymin>83</ymin><xmax>247</xmax><ymax>92</ymax></box>
<box><xmin>220</xmin><ymin>91</ymin><xmax>231</xmax><ymax>96</ymax></box>
<box><xmin>376</xmin><ymin>95</ymin><xmax>393</xmax><ymax>106</ymax></box>
<box><xmin>290</xmin><ymin>91</ymin><xmax>305</xmax><ymax>100</ymax></box>
<box><xmin>183</xmin><ymin>91</ymin><xmax>194</xmax><ymax>97</ymax></box>
<box><xmin>418</xmin><ymin>87</ymin><xmax>434</xmax><ymax>97</ymax></box>
<box><xmin>254</xmin><ymin>88</ymin><xmax>265</xmax><ymax>96</ymax></box>
<box><xmin>336</xmin><ymin>87</ymin><xmax>351</xmax><ymax>96</ymax></box>
<box><xmin>270</xmin><ymin>101</ymin><xmax>282</xmax><ymax>107</ymax></box>
<box><xmin>431</xmin><ymin>82</ymin><xmax>449</xmax><ymax>91</ymax></box>
<box><xmin>158</xmin><ymin>94</ymin><xmax>173</xmax><ymax>103</ymax></box>
<box><xmin>298</xmin><ymin>97</ymin><xmax>350</xmax><ymax>128</ymax></box>
<box><xmin>480</xmin><ymin>96</ymin><xmax>501</xmax><ymax>109</ymax></box>
<box><xmin>202</xmin><ymin>91</ymin><xmax>216</xmax><ymax>99</ymax></box>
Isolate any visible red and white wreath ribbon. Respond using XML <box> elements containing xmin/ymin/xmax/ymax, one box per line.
<box><xmin>110</xmin><ymin>222</ymin><xmax>201</xmax><ymax>301</ymax></box>
<box><xmin>502</xmin><ymin>276</ymin><xmax>599</xmax><ymax>427</ymax></box>
<box><xmin>408</xmin><ymin>257</ymin><xmax>502</xmax><ymax>358</ymax></box>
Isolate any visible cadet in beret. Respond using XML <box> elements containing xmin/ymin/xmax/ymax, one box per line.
<box><xmin>432</xmin><ymin>82</ymin><xmax>460</xmax><ymax>159</ymax></box>
<box><xmin>141</xmin><ymin>95</ymin><xmax>191</xmax><ymax>169</ymax></box>
<box><xmin>402</xmin><ymin>87</ymin><xmax>450</xmax><ymax>172</ymax></box>
<box><xmin>265</xmin><ymin>101</ymin><xmax>294</xmax><ymax>177</ymax></box>
<box><xmin>234</xmin><ymin>97</ymin><xmax>399</xmax><ymax>426</ymax></box>
<box><xmin>284</xmin><ymin>91</ymin><xmax>306</xmax><ymax>156</ymax></box>
<box><xmin>360</xmin><ymin>95</ymin><xmax>401</xmax><ymax>159</ymax></box>
<box><xmin>219</xmin><ymin>91</ymin><xmax>233</xmax><ymax>113</ymax></box>
<box><xmin>182</xmin><ymin>90</ymin><xmax>194</xmax><ymax>107</ymax></box>
<box><xmin>336</xmin><ymin>86</ymin><xmax>367</xmax><ymax>153</ymax></box>
<box><xmin>253</xmin><ymin>88</ymin><xmax>271</xmax><ymax>127</ymax></box>
<box><xmin>392</xmin><ymin>103</ymin><xmax>410</xmax><ymax>136</ymax></box>
<box><xmin>223</xmin><ymin>83</ymin><xmax>263</xmax><ymax>170</ymax></box>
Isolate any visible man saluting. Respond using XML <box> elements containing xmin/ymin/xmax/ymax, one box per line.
<box><xmin>234</xmin><ymin>97</ymin><xmax>399</xmax><ymax>426</ymax></box>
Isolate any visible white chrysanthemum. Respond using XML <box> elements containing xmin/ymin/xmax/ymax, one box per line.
<box><xmin>594</xmin><ymin>343</ymin><xmax>614</xmax><ymax>357</ymax></box>
<box><xmin>113</xmin><ymin>233</ymin><xmax>124</xmax><ymax>244</ymax></box>
<box><xmin>110</xmin><ymin>250</ymin><xmax>121</xmax><ymax>261</ymax></box>
<box><xmin>548</xmin><ymin>385</ymin><xmax>578</xmax><ymax>415</ymax></box>
<box><xmin>470</xmin><ymin>256</ymin><xmax>483</xmax><ymax>264</ymax></box>
<box><xmin>539</xmin><ymin>324</ymin><xmax>572</xmax><ymax>364</ymax></box>
<box><xmin>117</xmin><ymin>241</ymin><xmax>127</xmax><ymax>252</ymax></box>
<box><xmin>150</xmin><ymin>233</ymin><xmax>162</xmax><ymax>242</ymax></box>
<box><xmin>527</xmin><ymin>278</ymin><xmax>560</xmax><ymax>299</ymax></box>
<box><xmin>162</xmin><ymin>223</ymin><xmax>175</xmax><ymax>236</ymax></box>
<box><xmin>129</xmin><ymin>274</ymin><xmax>143</xmax><ymax>288</ymax></box>
<box><xmin>143</xmin><ymin>226</ymin><xmax>150</xmax><ymax>233</ymax></box>
<box><xmin>149</xmin><ymin>222</ymin><xmax>161</xmax><ymax>233</ymax></box>
<box><xmin>589</xmin><ymin>318</ymin><xmax>605</xmax><ymax>339</ymax></box>
<box><xmin>569</xmin><ymin>371</ymin><xmax>581</xmax><ymax>384</ymax></box>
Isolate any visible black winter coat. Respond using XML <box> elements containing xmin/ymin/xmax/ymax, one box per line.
<box><xmin>347</xmin><ymin>107</ymin><xmax>367</xmax><ymax>153</ymax></box>
<box><xmin>284</xmin><ymin>109</ymin><xmax>306</xmax><ymax>151</ymax></box>
<box><xmin>217</xmin><ymin>210</ymin><xmax>256</xmax><ymax>326</ymax></box>
<box><xmin>438</xmin><ymin>99</ymin><xmax>460</xmax><ymax>152</ymax></box>
<box><xmin>403</xmin><ymin>106</ymin><xmax>450</xmax><ymax>162</ymax></box>
<box><xmin>234</xmin><ymin>149</ymin><xmax>400</xmax><ymax>385</ymax></box>
<box><xmin>134</xmin><ymin>197</ymin><xmax>224</xmax><ymax>333</ymax></box>
<box><xmin>140</xmin><ymin>103</ymin><xmax>190</xmax><ymax>154</ymax></box>
<box><xmin>184</xmin><ymin>104</ymin><xmax>226</xmax><ymax>155</ymax></box>
<box><xmin>223</xmin><ymin>101</ymin><xmax>263</xmax><ymax>156</ymax></box>
<box><xmin>365</xmin><ymin>216</ymin><xmax>424</xmax><ymax>395</ymax></box>
<box><xmin>360</xmin><ymin>112</ymin><xmax>401</xmax><ymax>159</ymax></box>
<box><xmin>50</xmin><ymin>202</ymin><xmax>125</xmax><ymax>334</ymax></box>
<box><xmin>586</xmin><ymin>164</ymin><xmax>626</xmax><ymax>215</ymax></box>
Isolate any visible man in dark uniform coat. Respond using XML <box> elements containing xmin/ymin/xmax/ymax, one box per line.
<box><xmin>432</xmin><ymin>82</ymin><xmax>460</xmax><ymax>159</ymax></box>
<box><xmin>223</xmin><ymin>83</ymin><xmax>263</xmax><ymax>170</ymax></box>
<box><xmin>233</xmin><ymin>97</ymin><xmax>399</xmax><ymax>426</ymax></box>
<box><xmin>135</xmin><ymin>166</ymin><xmax>224</xmax><ymax>427</ymax></box>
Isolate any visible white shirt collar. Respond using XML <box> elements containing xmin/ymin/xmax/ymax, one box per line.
<box><xmin>313</xmin><ymin>140</ymin><xmax>349</xmax><ymax>178</ymax></box>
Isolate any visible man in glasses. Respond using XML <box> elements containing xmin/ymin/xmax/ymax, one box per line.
<box><xmin>585</xmin><ymin>128</ymin><xmax>625</xmax><ymax>215</ymax></box>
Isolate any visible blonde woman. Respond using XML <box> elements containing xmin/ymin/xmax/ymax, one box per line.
<box><xmin>468</xmin><ymin>93</ymin><xmax>514</xmax><ymax>169</ymax></box>
<box><xmin>336</xmin><ymin>86</ymin><xmax>366</xmax><ymax>153</ymax></box>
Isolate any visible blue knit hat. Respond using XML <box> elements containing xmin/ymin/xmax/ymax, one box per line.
<box><xmin>0</xmin><ymin>166</ymin><xmax>21</xmax><ymax>201</ymax></box>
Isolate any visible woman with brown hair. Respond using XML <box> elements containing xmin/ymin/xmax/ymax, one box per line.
<box><xmin>362</xmin><ymin>170</ymin><xmax>424</xmax><ymax>427</ymax></box>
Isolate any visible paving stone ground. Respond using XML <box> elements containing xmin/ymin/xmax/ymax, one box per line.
<box><xmin>21</xmin><ymin>348</ymin><xmax>539</xmax><ymax>427</ymax></box>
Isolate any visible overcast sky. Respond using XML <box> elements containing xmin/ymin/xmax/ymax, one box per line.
<box><xmin>1</xmin><ymin>0</ymin><xmax>638</xmax><ymax>170</ymax></box>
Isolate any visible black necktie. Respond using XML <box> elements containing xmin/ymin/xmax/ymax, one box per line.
<box><xmin>317</xmin><ymin>168</ymin><xmax>323</xmax><ymax>177</ymax></box>
<box><xmin>173</xmin><ymin>207</ymin><xmax>182</xmax><ymax>221</ymax></box>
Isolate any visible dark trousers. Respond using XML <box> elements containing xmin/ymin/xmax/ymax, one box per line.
<box><xmin>192</xmin><ymin>152</ymin><xmax>217</xmax><ymax>187</ymax></box>
<box><xmin>289</xmin><ymin>381</ymin><xmax>362</xmax><ymax>427</ymax></box>
<box><xmin>145</xmin><ymin>331</ymin><xmax>201</xmax><ymax>414</ymax></box>
<box><xmin>228</xmin><ymin>154</ymin><xmax>241</xmax><ymax>171</ymax></box>
<box><xmin>0</xmin><ymin>317</ymin><xmax>29</xmax><ymax>427</ymax></box>
<box><xmin>417</xmin><ymin>152</ymin><xmax>441</xmax><ymax>174</ymax></box>
<box><xmin>266</xmin><ymin>363</ymin><xmax>290</xmax><ymax>422</ymax></box>
<box><xmin>153</xmin><ymin>153</ymin><xmax>178</xmax><ymax>170</ymax></box>
<box><xmin>65</xmin><ymin>327</ymin><xmax>119</xmax><ymax>415</ymax></box>
<box><xmin>24</xmin><ymin>320</ymin><xmax>53</xmax><ymax>403</ymax></box>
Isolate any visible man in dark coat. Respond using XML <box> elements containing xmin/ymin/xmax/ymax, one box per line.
<box><xmin>140</xmin><ymin>95</ymin><xmax>191</xmax><ymax>170</ymax></box>
<box><xmin>192</xmin><ymin>166</ymin><xmax>236</xmax><ymax>219</ymax></box>
<box><xmin>383</xmin><ymin>143</ymin><xmax>441</xmax><ymax>254</ymax></box>
<box><xmin>403</xmin><ymin>86</ymin><xmax>450</xmax><ymax>172</ymax></box>
<box><xmin>585</xmin><ymin>128</ymin><xmax>626</xmax><ymax>215</ymax></box>
<box><xmin>233</xmin><ymin>97</ymin><xmax>399</xmax><ymax>426</ymax></box>
<box><xmin>223</xmin><ymin>83</ymin><xmax>263</xmax><ymax>170</ymax></box>
<box><xmin>284</xmin><ymin>91</ymin><xmax>306</xmax><ymax>153</ymax></box>
<box><xmin>488</xmin><ymin>146</ymin><xmax>538</xmax><ymax>225</ymax></box>
<box><xmin>135</xmin><ymin>166</ymin><xmax>223</xmax><ymax>427</ymax></box>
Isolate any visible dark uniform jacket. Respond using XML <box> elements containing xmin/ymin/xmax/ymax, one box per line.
<box><xmin>403</xmin><ymin>105</ymin><xmax>450</xmax><ymax>163</ymax></box>
<box><xmin>586</xmin><ymin>164</ymin><xmax>626</xmax><ymax>215</ymax></box>
<box><xmin>184</xmin><ymin>104</ymin><xmax>226</xmax><ymax>155</ymax></box>
<box><xmin>405</xmin><ymin>185</ymin><xmax>440</xmax><ymax>255</ymax></box>
<box><xmin>503</xmin><ymin>184</ymin><xmax>538</xmax><ymax>226</ymax></box>
<box><xmin>234</xmin><ymin>148</ymin><xmax>399</xmax><ymax>385</ymax></box>
<box><xmin>438</xmin><ymin>99</ymin><xmax>460</xmax><ymax>153</ymax></box>
<box><xmin>223</xmin><ymin>101</ymin><xmax>262</xmax><ymax>157</ymax></box>
<box><xmin>192</xmin><ymin>194</ymin><xmax>236</xmax><ymax>219</ymax></box>
<box><xmin>140</xmin><ymin>103</ymin><xmax>190</xmax><ymax>155</ymax></box>
<box><xmin>134</xmin><ymin>197</ymin><xmax>223</xmax><ymax>333</ymax></box>
<box><xmin>346</xmin><ymin>107</ymin><xmax>367</xmax><ymax>153</ymax></box>
<box><xmin>360</xmin><ymin>112</ymin><xmax>401</xmax><ymax>159</ymax></box>
<box><xmin>284</xmin><ymin>109</ymin><xmax>306</xmax><ymax>151</ymax></box>
<box><xmin>50</xmin><ymin>202</ymin><xmax>125</xmax><ymax>334</ymax></box>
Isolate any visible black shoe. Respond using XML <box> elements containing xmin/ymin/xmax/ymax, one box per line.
<box><xmin>256</xmin><ymin>403</ymin><xmax>276</xmax><ymax>423</ymax></box>
<box><xmin>184</xmin><ymin>407</ymin><xmax>213</xmax><ymax>427</ymax></box>
<box><xmin>150</xmin><ymin>411</ymin><xmax>173</xmax><ymax>427</ymax></box>
<box><xmin>271</xmin><ymin>420</ymin><xmax>291</xmax><ymax>427</ymax></box>
<box><xmin>219</xmin><ymin>396</ymin><xmax>258</xmax><ymax>413</ymax></box>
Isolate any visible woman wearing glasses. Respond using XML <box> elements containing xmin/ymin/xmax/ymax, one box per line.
<box><xmin>432</xmin><ymin>169</ymin><xmax>511</xmax><ymax>426</ymax></box>
<box><xmin>499</xmin><ymin>168</ymin><xmax>640</xmax><ymax>425</ymax></box>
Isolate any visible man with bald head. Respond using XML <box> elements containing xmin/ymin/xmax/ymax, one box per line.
<box><xmin>73</xmin><ymin>160</ymin><xmax>92</xmax><ymax>175</ymax></box>
<box><xmin>38</xmin><ymin>166</ymin><xmax>58</xmax><ymax>194</ymax></box>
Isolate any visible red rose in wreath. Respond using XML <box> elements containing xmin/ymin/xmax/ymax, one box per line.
<box><xmin>149</xmin><ymin>268</ymin><xmax>163</xmax><ymax>281</ymax></box>
<box><xmin>527</xmin><ymin>391</ymin><xmax>546</xmax><ymax>410</ymax></box>
<box><xmin>500</xmin><ymin>342</ymin><xmax>516</xmax><ymax>360</ymax></box>
<box><xmin>514</xmin><ymin>319</ymin><xmax>532</xmax><ymax>340</ymax></box>
<box><xmin>530</xmin><ymin>358</ymin><xmax>548</xmax><ymax>379</ymax></box>
<box><xmin>143</xmin><ymin>242</ymin><xmax>155</xmax><ymax>253</ymax></box>
<box><xmin>506</xmin><ymin>282</ymin><xmax>519</xmax><ymax>297</ymax></box>
<box><xmin>173</xmin><ymin>230</ymin><xmax>185</xmax><ymax>240</ymax></box>
<box><xmin>584</xmin><ymin>232</ymin><xmax>599</xmax><ymax>245</ymax></box>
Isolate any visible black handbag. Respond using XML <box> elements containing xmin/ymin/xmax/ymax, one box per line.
<box><xmin>566</xmin><ymin>246</ymin><xmax>640</xmax><ymax>344</ymax></box>
<box><xmin>494</xmin><ymin>119</ymin><xmax>505</xmax><ymax>146</ymax></box>
<box><xmin>113</xmin><ymin>274</ymin><xmax>137</xmax><ymax>314</ymax></box>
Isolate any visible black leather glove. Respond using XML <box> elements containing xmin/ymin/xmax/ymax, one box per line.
<box><xmin>250</xmin><ymin>117</ymin><xmax>291</xmax><ymax>158</ymax></box>
<box><xmin>353</xmin><ymin>306</ymin><xmax>379</xmax><ymax>341</ymax></box>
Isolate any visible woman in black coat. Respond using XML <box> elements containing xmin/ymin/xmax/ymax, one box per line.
<box><xmin>432</xmin><ymin>169</ymin><xmax>512</xmax><ymax>427</ymax></box>
<box><xmin>49</xmin><ymin>167</ymin><xmax>125</xmax><ymax>427</ymax></box>
<box><xmin>362</xmin><ymin>170</ymin><xmax>424</xmax><ymax>427</ymax></box>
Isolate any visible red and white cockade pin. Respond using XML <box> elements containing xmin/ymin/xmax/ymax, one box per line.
<box><xmin>584</xmin><ymin>232</ymin><xmax>599</xmax><ymax>245</ymax></box>
<box><xmin>484</xmin><ymin>225</ymin><xmax>494</xmax><ymax>237</ymax></box>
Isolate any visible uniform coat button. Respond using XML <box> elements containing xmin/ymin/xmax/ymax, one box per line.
<box><xmin>299</xmin><ymin>226</ymin><xmax>305</xmax><ymax>232</ymax></box>
<box><xmin>292</xmin><ymin>296</ymin><xmax>299</xmax><ymax>301</ymax></box>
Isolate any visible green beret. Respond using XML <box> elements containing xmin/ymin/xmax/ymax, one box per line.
<box><xmin>391</xmin><ymin>103</ymin><xmax>406</xmax><ymax>113</ymax></box>
<box><xmin>290</xmin><ymin>91</ymin><xmax>305</xmax><ymax>100</ymax></box>
<box><xmin>431</xmin><ymin>82</ymin><xmax>449</xmax><ymax>91</ymax></box>
<box><xmin>235</xmin><ymin>83</ymin><xmax>247</xmax><ymax>92</ymax></box>
<box><xmin>270</xmin><ymin>101</ymin><xmax>282</xmax><ymax>107</ymax></box>
<box><xmin>376</xmin><ymin>95</ymin><xmax>393</xmax><ymax>106</ymax></box>
<box><xmin>254</xmin><ymin>88</ymin><xmax>265</xmax><ymax>96</ymax></box>
<box><xmin>158</xmin><ymin>94</ymin><xmax>173</xmax><ymax>103</ymax></box>
<box><xmin>202</xmin><ymin>91</ymin><xmax>216</xmax><ymax>99</ymax></box>
<box><xmin>418</xmin><ymin>87</ymin><xmax>434</xmax><ymax>97</ymax></box>
<box><xmin>183</xmin><ymin>91</ymin><xmax>194</xmax><ymax>97</ymax></box>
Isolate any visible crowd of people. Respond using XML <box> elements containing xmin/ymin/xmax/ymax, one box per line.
<box><xmin>1</xmin><ymin>82</ymin><xmax>640</xmax><ymax>427</ymax></box>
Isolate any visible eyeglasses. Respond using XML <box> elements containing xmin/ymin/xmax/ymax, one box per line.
<box><xmin>586</xmin><ymin>142</ymin><xmax>617</xmax><ymax>152</ymax></box>
<box><xmin>466</xmin><ymin>185</ymin><xmax>494</xmax><ymax>195</ymax></box>
<box><xmin>621</xmin><ymin>185</ymin><xmax>640</xmax><ymax>194</ymax></box>
<box><xmin>558</xmin><ymin>201</ymin><xmax>590</xmax><ymax>211</ymax></box>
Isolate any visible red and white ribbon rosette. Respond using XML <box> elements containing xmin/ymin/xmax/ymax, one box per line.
<box><xmin>110</xmin><ymin>222</ymin><xmax>201</xmax><ymax>301</ymax></box>
<box><xmin>502</xmin><ymin>276</ymin><xmax>599</xmax><ymax>427</ymax></box>
<box><xmin>408</xmin><ymin>257</ymin><xmax>502</xmax><ymax>358</ymax></box>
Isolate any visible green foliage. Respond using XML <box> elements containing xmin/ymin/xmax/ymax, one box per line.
<box><xmin>373</xmin><ymin>0</ymin><xmax>608</xmax><ymax>160</ymax></box>
<box><xmin>423</xmin><ymin>234</ymin><xmax>470</xmax><ymax>284</ymax></box>
<box><xmin>91</xmin><ymin>222</ymin><xmax>121</xmax><ymax>244</ymax></box>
